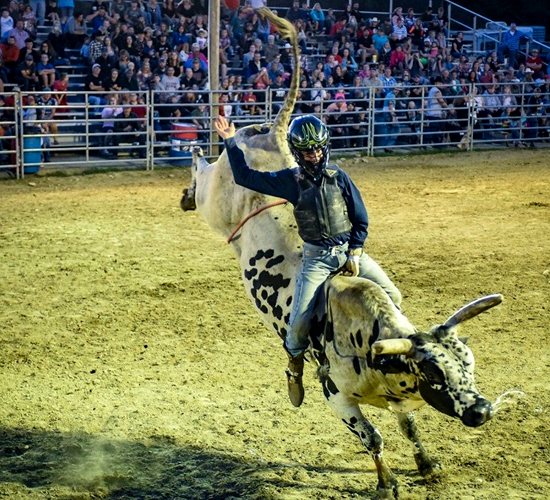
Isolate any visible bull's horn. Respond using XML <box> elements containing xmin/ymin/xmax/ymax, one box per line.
<box><xmin>444</xmin><ymin>294</ymin><xmax>503</xmax><ymax>327</ymax></box>
<box><xmin>372</xmin><ymin>339</ymin><xmax>414</xmax><ymax>356</ymax></box>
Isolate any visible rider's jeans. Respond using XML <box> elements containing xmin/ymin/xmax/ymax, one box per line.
<box><xmin>284</xmin><ymin>242</ymin><xmax>402</xmax><ymax>357</ymax></box>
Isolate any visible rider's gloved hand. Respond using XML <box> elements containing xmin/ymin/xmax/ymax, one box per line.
<box><xmin>344</xmin><ymin>248</ymin><xmax>363</xmax><ymax>277</ymax></box>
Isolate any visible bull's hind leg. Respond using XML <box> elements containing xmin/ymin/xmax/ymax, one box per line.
<box><xmin>323</xmin><ymin>390</ymin><xmax>398</xmax><ymax>499</ymax></box>
<box><xmin>395</xmin><ymin>412</ymin><xmax>440</xmax><ymax>477</ymax></box>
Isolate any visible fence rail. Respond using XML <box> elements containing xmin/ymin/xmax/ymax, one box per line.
<box><xmin>1</xmin><ymin>82</ymin><xmax>548</xmax><ymax>178</ymax></box>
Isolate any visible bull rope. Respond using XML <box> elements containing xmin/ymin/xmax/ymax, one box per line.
<box><xmin>227</xmin><ymin>199</ymin><xmax>288</xmax><ymax>244</ymax></box>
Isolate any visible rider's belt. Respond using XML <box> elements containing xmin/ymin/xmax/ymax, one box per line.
<box><xmin>303</xmin><ymin>242</ymin><xmax>348</xmax><ymax>258</ymax></box>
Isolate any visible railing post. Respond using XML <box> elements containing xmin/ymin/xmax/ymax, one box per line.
<box><xmin>147</xmin><ymin>91</ymin><xmax>153</xmax><ymax>170</ymax></box>
<box><xmin>208</xmin><ymin>91</ymin><xmax>214</xmax><ymax>158</ymax></box>
<box><xmin>419</xmin><ymin>85</ymin><xmax>425</xmax><ymax>147</ymax></box>
<box><xmin>19</xmin><ymin>91</ymin><xmax>25</xmax><ymax>179</ymax></box>
<box><xmin>519</xmin><ymin>82</ymin><xmax>525</xmax><ymax>143</ymax></box>
<box><xmin>368</xmin><ymin>87</ymin><xmax>375</xmax><ymax>156</ymax></box>
<box><xmin>447</xmin><ymin>3</ymin><xmax>452</xmax><ymax>36</ymax></box>
<box><xmin>14</xmin><ymin>92</ymin><xmax>21</xmax><ymax>179</ymax></box>
<box><xmin>85</xmin><ymin>92</ymin><xmax>89</xmax><ymax>163</ymax></box>
<box><xmin>466</xmin><ymin>84</ymin><xmax>473</xmax><ymax>151</ymax></box>
<box><xmin>473</xmin><ymin>17</ymin><xmax>477</xmax><ymax>52</ymax></box>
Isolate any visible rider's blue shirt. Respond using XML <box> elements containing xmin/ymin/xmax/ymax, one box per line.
<box><xmin>224</xmin><ymin>137</ymin><xmax>369</xmax><ymax>250</ymax></box>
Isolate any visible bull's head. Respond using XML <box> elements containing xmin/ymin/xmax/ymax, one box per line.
<box><xmin>373</xmin><ymin>294</ymin><xmax>502</xmax><ymax>427</ymax></box>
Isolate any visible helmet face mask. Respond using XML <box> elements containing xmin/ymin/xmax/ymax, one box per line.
<box><xmin>287</xmin><ymin>115</ymin><xmax>330</xmax><ymax>177</ymax></box>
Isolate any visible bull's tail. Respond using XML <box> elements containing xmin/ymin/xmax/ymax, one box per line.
<box><xmin>257</xmin><ymin>8</ymin><xmax>300</xmax><ymax>155</ymax></box>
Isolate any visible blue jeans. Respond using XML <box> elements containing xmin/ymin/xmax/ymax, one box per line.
<box><xmin>285</xmin><ymin>242</ymin><xmax>402</xmax><ymax>356</ymax></box>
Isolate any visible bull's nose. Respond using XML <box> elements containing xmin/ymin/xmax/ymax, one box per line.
<box><xmin>462</xmin><ymin>400</ymin><xmax>493</xmax><ymax>427</ymax></box>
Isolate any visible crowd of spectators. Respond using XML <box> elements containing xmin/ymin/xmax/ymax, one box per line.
<box><xmin>0</xmin><ymin>0</ymin><xmax>550</xmax><ymax>162</ymax></box>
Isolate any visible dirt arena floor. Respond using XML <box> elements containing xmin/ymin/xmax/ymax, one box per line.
<box><xmin>1</xmin><ymin>149</ymin><xmax>549</xmax><ymax>500</ymax></box>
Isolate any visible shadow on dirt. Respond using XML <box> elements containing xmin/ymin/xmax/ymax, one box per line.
<box><xmin>0</xmin><ymin>427</ymin><xmax>384</xmax><ymax>499</ymax></box>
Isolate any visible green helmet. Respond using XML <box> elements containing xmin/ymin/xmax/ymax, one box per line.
<box><xmin>287</xmin><ymin>115</ymin><xmax>330</xmax><ymax>177</ymax></box>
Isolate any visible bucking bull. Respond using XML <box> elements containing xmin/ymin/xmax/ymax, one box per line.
<box><xmin>180</xmin><ymin>8</ymin><xmax>510</xmax><ymax>499</ymax></box>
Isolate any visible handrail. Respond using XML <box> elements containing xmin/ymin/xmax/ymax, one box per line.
<box><xmin>446</xmin><ymin>0</ymin><xmax>550</xmax><ymax>53</ymax></box>
<box><xmin>446</xmin><ymin>0</ymin><xmax>495</xmax><ymax>25</ymax></box>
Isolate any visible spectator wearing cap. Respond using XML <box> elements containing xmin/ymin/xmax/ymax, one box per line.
<box><xmin>121</xmin><ymin>66</ymin><xmax>139</xmax><ymax>91</ymax></box>
<box><xmin>155</xmin><ymin>33</ymin><xmax>171</xmax><ymax>56</ymax></box>
<box><xmin>526</xmin><ymin>48</ymin><xmax>543</xmax><ymax>75</ymax></box>
<box><xmin>16</xmin><ymin>53</ymin><xmax>39</xmax><ymax>90</ymax></box>
<box><xmin>154</xmin><ymin>57</ymin><xmax>168</xmax><ymax>77</ymax></box>
<box><xmin>280</xmin><ymin>42</ymin><xmax>293</xmax><ymax>71</ymax></box>
<box><xmin>184</xmin><ymin>43</ymin><xmax>207</xmax><ymax>69</ymax></box>
<box><xmin>190</xmin><ymin>58</ymin><xmax>207</xmax><ymax>87</ymax></box>
<box><xmin>96</xmin><ymin>45</ymin><xmax>116</xmax><ymax>77</ymax></box>
<box><xmin>86</xmin><ymin>63</ymin><xmax>106</xmax><ymax>106</ymax></box>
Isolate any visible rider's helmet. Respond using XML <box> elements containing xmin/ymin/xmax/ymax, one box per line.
<box><xmin>287</xmin><ymin>115</ymin><xmax>330</xmax><ymax>177</ymax></box>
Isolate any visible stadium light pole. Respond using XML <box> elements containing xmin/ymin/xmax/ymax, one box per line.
<box><xmin>209</xmin><ymin>0</ymin><xmax>220</xmax><ymax>155</ymax></box>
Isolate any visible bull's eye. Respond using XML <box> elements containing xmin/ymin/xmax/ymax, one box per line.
<box><xmin>427</xmin><ymin>372</ymin><xmax>443</xmax><ymax>385</ymax></box>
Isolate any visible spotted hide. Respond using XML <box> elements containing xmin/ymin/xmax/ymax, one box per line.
<box><xmin>317</xmin><ymin>276</ymin><xmax>502</xmax><ymax>498</ymax></box>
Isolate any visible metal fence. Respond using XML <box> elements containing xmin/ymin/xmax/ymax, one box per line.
<box><xmin>2</xmin><ymin>82</ymin><xmax>548</xmax><ymax>177</ymax></box>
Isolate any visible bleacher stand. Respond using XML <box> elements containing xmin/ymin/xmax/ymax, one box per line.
<box><xmin>0</xmin><ymin>0</ymin><xmax>549</xmax><ymax>168</ymax></box>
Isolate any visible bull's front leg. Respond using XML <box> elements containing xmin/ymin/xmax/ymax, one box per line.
<box><xmin>322</xmin><ymin>388</ymin><xmax>398</xmax><ymax>499</ymax></box>
<box><xmin>395</xmin><ymin>412</ymin><xmax>440</xmax><ymax>477</ymax></box>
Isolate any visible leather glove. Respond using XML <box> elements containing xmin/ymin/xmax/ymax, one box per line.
<box><xmin>344</xmin><ymin>248</ymin><xmax>363</xmax><ymax>277</ymax></box>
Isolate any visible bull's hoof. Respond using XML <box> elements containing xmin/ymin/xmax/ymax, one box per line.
<box><xmin>415</xmin><ymin>454</ymin><xmax>442</xmax><ymax>478</ymax></box>
<box><xmin>377</xmin><ymin>478</ymin><xmax>399</xmax><ymax>499</ymax></box>
<box><xmin>192</xmin><ymin>146</ymin><xmax>203</xmax><ymax>157</ymax></box>
<box><xmin>180</xmin><ymin>189</ymin><xmax>196</xmax><ymax>211</ymax></box>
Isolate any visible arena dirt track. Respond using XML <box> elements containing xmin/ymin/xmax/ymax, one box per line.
<box><xmin>1</xmin><ymin>149</ymin><xmax>549</xmax><ymax>500</ymax></box>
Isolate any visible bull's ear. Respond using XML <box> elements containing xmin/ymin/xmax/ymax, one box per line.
<box><xmin>444</xmin><ymin>294</ymin><xmax>503</xmax><ymax>327</ymax></box>
<box><xmin>372</xmin><ymin>339</ymin><xmax>414</xmax><ymax>357</ymax></box>
<box><xmin>459</xmin><ymin>337</ymin><xmax>469</xmax><ymax>344</ymax></box>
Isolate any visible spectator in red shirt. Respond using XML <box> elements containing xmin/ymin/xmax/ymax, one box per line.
<box><xmin>525</xmin><ymin>48</ymin><xmax>543</xmax><ymax>75</ymax></box>
<box><xmin>0</xmin><ymin>35</ymin><xmax>20</xmax><ymax>80</ymax></box>
<box><xmin>329</xmin><ymin>16</ymin><xmax>346</xmax><ymax>40</ymax></box>
<box><xmin>390</xmin><ymin>44</ymin><xmax>406</xmax><ymax>75</ymax></box>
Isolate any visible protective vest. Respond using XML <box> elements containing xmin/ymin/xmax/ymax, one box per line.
<box><xmin>293</xmin><ymin>165</ymin><xmax>352</xmax><ymax>242</ymax></box>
